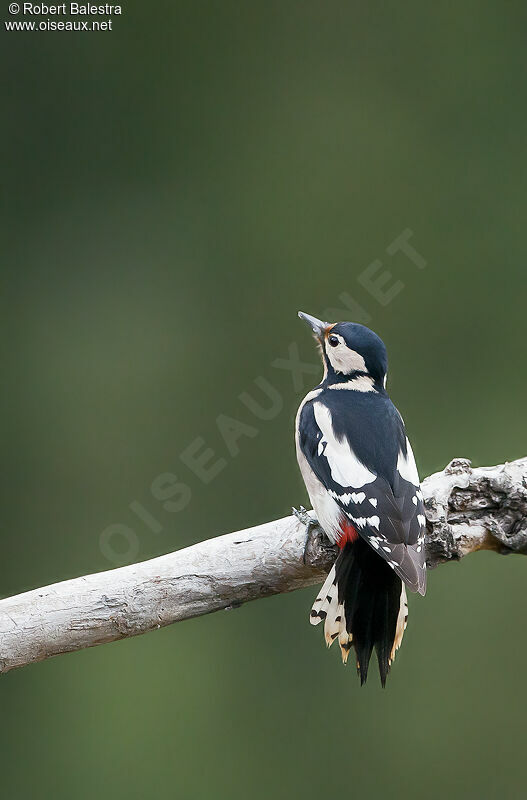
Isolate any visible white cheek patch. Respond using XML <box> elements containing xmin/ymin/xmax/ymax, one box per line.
<box><xmin>396</xmin><ymin>438</ymin><xmax>420</xmax><ymax>486</ymax></box>
<box><xmin>313</xmin><ymin>402</ymin><xmax>377</xmax><ymax>488</ymax></box>
<box><xmin>325</xmin><ymin>341</ymin><xmax>368</xmax><ymax>375</ymax></box>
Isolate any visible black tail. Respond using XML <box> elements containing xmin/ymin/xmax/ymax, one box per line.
<box><xmin>335</xmin><ymin>538</ymin><xmax>406</xmax><ymax>686</ymax></box>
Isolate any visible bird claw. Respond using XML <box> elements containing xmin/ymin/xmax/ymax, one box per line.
<box><xmin>292</xmin><ymin>505</ymin><xmax>318</xmax><ymax>529</ymax></box>
<box><xmin>292</xmin><ymin>506</ymin><xmax>322</xmax><ymax>565</ymax></box>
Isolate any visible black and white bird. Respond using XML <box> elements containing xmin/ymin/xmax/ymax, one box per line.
<box><xmin>295</xmin><ymin>311</ymin><xmax>426</xmax><ymax>686</ymax></box>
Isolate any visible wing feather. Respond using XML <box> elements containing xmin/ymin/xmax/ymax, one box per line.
<box><xmin>298</xmin><ymin>396</ymin><xmax>426</xmax><ymax>595</ymax></box>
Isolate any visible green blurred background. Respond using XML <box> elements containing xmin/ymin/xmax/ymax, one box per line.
<box><xmin>2</xmin><ymin>2</ymin><xmax>527</xmax><ymax>798</ymax></box>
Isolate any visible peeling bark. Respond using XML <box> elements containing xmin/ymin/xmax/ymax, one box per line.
<box><xmin>422</xmin><ymin>457</ymin><xmax>527</xmax><ymax>566</ymax></box>
<box><xmin>0</xmin><ymin>457</ymin><xmax>525</xmax><ymax>675</ymax></box>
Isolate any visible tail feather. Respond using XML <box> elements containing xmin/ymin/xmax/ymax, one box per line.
<box><xmin>310</xmin><ymin>538</ymin><xmax>407</xmax><ymax>686</ymax></box>
<box><xmin>324</xmin><ymin>598</ymin><xmax>344</xmax><ymax>647</ymax></box>
<box><xmin>390</xmin><ymin>583</ymin><xmax>408</xmax><ymax>665</ymax></box>
<box><xmin>309</xmin><ymin>563</ymin><xmax>353</xmax><ymax>657</ymax></box>
<box><xmin>310</xmin><ymin>564</ymin><xmax>337</xmax><ymax>627</ymax></box>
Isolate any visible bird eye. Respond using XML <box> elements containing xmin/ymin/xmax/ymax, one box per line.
<box><xmin>328</xmin><ymin>335</ymin><xmax>339</xmax><ymax>347</ymax></box>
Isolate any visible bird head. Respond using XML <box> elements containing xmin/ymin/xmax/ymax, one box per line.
<box><xmin>298</xmin><ymin>311</ymin><xmax>388</xmax><ymax>386</ymax></box>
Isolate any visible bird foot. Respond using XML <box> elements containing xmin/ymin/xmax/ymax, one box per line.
<box><xmin>292</xmin><ymin>506</ymin><xmax>322</xmax><ymax>564</ymax></box>
<box><xmin>292</xmin><ymin>505</ymin><xmax>319</xmax><ymax>530</ymax></box>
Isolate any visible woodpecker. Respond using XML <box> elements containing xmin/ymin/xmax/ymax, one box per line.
<box><xmin>295</xmin><ymin>311</ymin><xmax>426</xmax><ymax>686</ymax></box>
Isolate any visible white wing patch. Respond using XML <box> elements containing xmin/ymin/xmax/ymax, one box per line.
<box><xmin>313</xmin><ymin>402</ymin><xmax>376</xmax><ymax>489</ymax></box>
<box><xmin>396</xmin><ymin>437</ymin><xmax>420</xmax><ymax>486</ymax></box>
<box><xmin>329</xmin><ymin>490</ymin><xmax>366</xmax><ymax>505</ymax></box>
<box><xmin>328</xmin><ymin>490</ymin><xmax>366</xmax><ymax>506</ymax></box>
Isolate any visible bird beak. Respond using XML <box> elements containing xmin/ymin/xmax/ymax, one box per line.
<box><xmin>298</xmin><ymin>311</ymin><xmax>329</xmax><ymax>340</ymax></box>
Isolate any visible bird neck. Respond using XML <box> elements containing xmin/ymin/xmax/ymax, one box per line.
<box><xmin>321</xmin><ymin>368</ymin><xmax>385</xmax><ymax>394</ymax></box>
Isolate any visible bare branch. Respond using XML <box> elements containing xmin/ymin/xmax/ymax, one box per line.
<box><xmin>0</xmin><ymin>457</ymin><xmax>526</xmax><ymax>675</ymax></box>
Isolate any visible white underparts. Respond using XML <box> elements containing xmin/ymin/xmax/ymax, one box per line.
<box><xmin>295</xmin><ymin>390</ymin><xmax>342</xmax><ymax>542</ymax></box>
